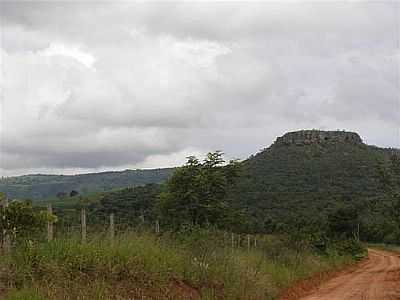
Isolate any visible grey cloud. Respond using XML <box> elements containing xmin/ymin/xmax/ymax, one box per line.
<box><xmin>1</xmin><ymin>2</ymin><xmax>399</xmax><ymax>175</ymax></box>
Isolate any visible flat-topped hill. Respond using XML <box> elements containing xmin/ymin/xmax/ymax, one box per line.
<box><xmin>274</xmin><ymin>130</ymin><xmax>363</xmax><ymax>146</ymax></box>
<box><xmin>228</xmin><ymin>130</ymin><xmax>399</xmax><ymax>230</ymax></box>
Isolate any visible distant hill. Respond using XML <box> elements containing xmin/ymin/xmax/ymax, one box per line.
<box><xmin>228</xmin><ymin>130</ymin><xmax>400</xmax><ymax>231</ymax></box>
<box><xmin>0</xmin><ymin>168</ymin><xmax>174</xmax><ymax>200</ymax></box>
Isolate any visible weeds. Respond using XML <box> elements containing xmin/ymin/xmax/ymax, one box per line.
<box><xmin>0</xmin><ymin>230</ymin><xmax>354</xmax><ymax>299</ymax></box>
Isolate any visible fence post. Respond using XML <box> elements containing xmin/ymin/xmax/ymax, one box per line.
<box><xmin>2</xmin><ymin>197</ymin><xmax>11</xmax><ymax>254</ymax></box>
<box><xmin>231</xmin><ymin>233</ymin><xmax>234</xmax><ymax>251</ymax></box>
<box><xmin>81</xmin><ymin>208</ymin><xmax>87</xmax><ymax>243</ymax></box>
<box><xmin>247</xmin><ymin>234</ymin><xmax>251</xmax><ymax>251</ymax></box>
<box><xmin>47</xmin><ymin>204</ymin><xmax>54</xmax><ymax>242</ymax></box>
<box><xmin>140</xmin><ymin>210</ymin><xmax>145</xmax><ymax>224</ymax></box>
<box><xmin>254</xmin><ymin>236</ymin><xmax>257</xmax><ymax>248</ymax></box>
<box><xmin>110</xmin><ymin>213</ymin><xmax>115</xmax><ymax>244</ymax></box>
<box><xmin>155</xmin><ymin>220</ymin><xmax>160</xmax><ymax>234</ymax></box>
<box><xmin>237</xmin><ymin>234</ymin><xmax>241</xmax><ymax>248</ymax></box>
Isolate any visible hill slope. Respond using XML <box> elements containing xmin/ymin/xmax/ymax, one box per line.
<box><xmin>0</xmin><ymin>168</ymin><xmax>174</xmax><ymax>200</ymax></box>
<box><xmin>229</xmin><ymin>130</ymin><xmax>399</xmax><ymax>229</ymax></box>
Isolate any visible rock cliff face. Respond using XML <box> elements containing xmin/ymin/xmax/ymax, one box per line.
<box><xmin>274</xmin><ymin>130</ymin><xmax>363</xmax><ymax>146</ymax></box>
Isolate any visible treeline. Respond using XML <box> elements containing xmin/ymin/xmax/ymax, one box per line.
<box><xmin>0</xmin><ymin>168</ymin><xmax>174</xmax><ymax>200</ymax></box>
<box><xmin>2</xmin><ymin>148</ymin><xmax>399</xmax><ymax>255</ymax></box>
<box><xmin>87</xmin><ymin>149</ymin><xmax>400</xmax><ymax>246</ymax></box>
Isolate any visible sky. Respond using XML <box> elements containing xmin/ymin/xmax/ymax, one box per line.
<box><xmin>0</xmin><ymin>1</ymin><xmax>399</xmax><ymax>176</ymax></box>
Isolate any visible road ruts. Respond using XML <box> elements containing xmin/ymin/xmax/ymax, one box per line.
<box><xmin>300</xmin><ymin>249</ymin><xmax>400</xmax><ymax>300</ymax></box>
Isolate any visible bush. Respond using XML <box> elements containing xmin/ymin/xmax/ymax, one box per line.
<box><xmin>332</xmin><ymin>239</ymin><xmax>367</xmax><ymax>260</ymax></box>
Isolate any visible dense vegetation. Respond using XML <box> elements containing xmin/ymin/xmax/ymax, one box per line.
<box><xmin>0</xmin><ymin>168</ymin><xmax>174</xmax><ymax>200</ymax></box>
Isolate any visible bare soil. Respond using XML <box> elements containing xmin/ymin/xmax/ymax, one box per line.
<box><xmin>297</xmin><ymin>249</ymin><xmax>400</xmax><ymax>300</ymax></box>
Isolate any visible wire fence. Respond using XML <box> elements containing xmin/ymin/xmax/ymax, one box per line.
<box><xmin>1</xmin><ymin>203</ymin><xmax>261</xmax><ymax>254</ymax></box>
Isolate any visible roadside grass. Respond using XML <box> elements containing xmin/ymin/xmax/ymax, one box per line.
<box><xmin>367</xmin><ymin>243</ymin><xmax>400</xmax><ymax>253</ymax></box>
<box><xmin>0</xmin><ymin>231</ymin><xmax>354</xmax><ymax>300</ymax></box>
<box><xmin>4</xmin><ymin>288</ymin><xmax>44</xmax><ymax>300</ymax></box>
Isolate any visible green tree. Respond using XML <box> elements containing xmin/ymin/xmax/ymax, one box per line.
<box><xmin>328</xmin><ymin>205</ymin><xmax>360</xmax><ymax>240</ymax></box>
<box><xmin>0</xmin><ymin>192</ymin><xmax>6</xmax><ymax>205</ymax></box>
<box><xmin>93</xmin><ymin>184</ymin><xmax>162</xmax><ymax>225</ymax></box>
<box><xmin>0</xmin><ymin>200</ymin><xmax>49</xmax><ymax>240</ymax></box>
<box><xmin>157</xmin><ymin>151</ymin><xmax>241</xmax><ymax>229</ymax></box>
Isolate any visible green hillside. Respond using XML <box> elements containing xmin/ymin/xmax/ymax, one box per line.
<box><xmin>0</xmin><ymin>168</ymin><xmax>174</xmax><ymax>200</ymax></box>
<box><xmin>228</xmin><ymin>130</ymin><xmax>399</xmax><ymax>237</ymax></box>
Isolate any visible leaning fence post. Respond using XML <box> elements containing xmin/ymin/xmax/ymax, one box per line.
<box><xmin>47</xmin><ymin>204</ymin><xmax>54</xmax><ymax>242</ymax></box>
<box><xmin>81</xmin><ymin>208</ymin><xmax>87</xmax><ymax>243</ymax></box>
<box><xmin>110</xmin><ymin>213</ymin><xmax>115</xmax><ymax>244</ymax></box>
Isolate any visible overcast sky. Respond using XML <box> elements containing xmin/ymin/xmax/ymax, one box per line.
<box><xmin>0</xmin><ymin>1</ymin><xmax>399</xmax><ymax>176</ymax></box>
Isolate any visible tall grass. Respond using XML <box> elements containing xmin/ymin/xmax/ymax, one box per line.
<box><xmin>0</xmin><ymin>230</ymin><xmax>354</xmax><ymax>300</ymax></box>
<box><xmin>367</xmin><ymin>243</ymin><xmax>400</xmax><ymax>253</ymax></box>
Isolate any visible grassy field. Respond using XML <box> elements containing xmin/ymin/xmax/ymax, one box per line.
<box><xmin>0</xmin><ymin>230</ymin><xmax>355</xmax><ymax>300</ymax></box>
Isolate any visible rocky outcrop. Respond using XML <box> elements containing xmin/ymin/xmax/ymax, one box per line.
<box><xmin>274</xmin><ymin>130</ymin><xmax>363</xmax><ymax>146</ymax></box>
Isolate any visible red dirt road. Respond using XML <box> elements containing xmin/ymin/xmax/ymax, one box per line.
<box><xmin>300</xmin><ymin>249</ymin><xmax>400</xmax><ymax>300</ymax></box>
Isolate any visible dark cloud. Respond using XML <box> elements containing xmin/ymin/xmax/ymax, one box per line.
<box><xmin>1</xmin><ymin>2</ymin><xmax>399</xmax><ymax>176</ymax></box>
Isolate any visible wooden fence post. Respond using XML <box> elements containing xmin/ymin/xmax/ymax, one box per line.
<box><xmin>155</xmin><ymin>220</ymin><xmax>160</xmax><ymax>234</ymax></box>
<box><xmin>81</xmin><ymin>208</ymin><xmax>87</xmax><ymax>243</ymax></box>
<box><xmin>110</xmin><ymin>213</ymin><xmax>115</xmax><ymax>244</ymax></box>
<box><xmin>254</xmin><ymin>236</ymin><xmax>257</xmax><ymax>248</ymax></box>
<box><xmin>47</xmin><ymin>204</ymin><xmax>54</xmax><ymax>242</ymax></box>
<box><xmin>2</xmin><ymin>197</ymin><xmax>11</xmax><ymax>254</ymax></box>
<box><xmin>140</xmin><ymin>210</ymin><xmax>145</xmax><ymax>224</ymax></box>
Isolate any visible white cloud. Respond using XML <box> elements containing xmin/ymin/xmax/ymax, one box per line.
<box><xmin>40</xmin><ymin>42</ymin><xmax>96</xmax><ymax>68</ymax></box>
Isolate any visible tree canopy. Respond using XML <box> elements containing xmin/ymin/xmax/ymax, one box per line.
<box><xmin>157</xmin><ymin>151</ymin><xmax>241</xmax><ymax>229</ymax></box>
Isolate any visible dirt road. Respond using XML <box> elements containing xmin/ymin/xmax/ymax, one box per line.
<box><xmin>300</xmin><ymin>249</ymin><xmax>400</xmax><ymax>300</ymax></box>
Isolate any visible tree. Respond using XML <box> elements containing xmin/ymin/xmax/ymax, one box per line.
<box><xmin>157</xmin><ymin>151</ymin><xmax>241</xmax><ymax>229</ymax></box>
<box><xmin>0</xmin><ymin>192</ymin><xmax>6</xmax><ymax>204</ymax></box>
<box><xmin>93</xmin><ymin>184</ymin><xmax>162</xmax><ymax>225</ymax></box>
<box><xmin>0</xmin><ymin>200</ymin><xmax>51</xmax><ymax>241</ymax></box>
<box><xmin>70</xmin><ymin>190</ymin><xmax>79</xmax><ymax>197</ymax></box>
<box><xmin>328</xmin><ymin>205</ymin><xmax>359</xmax><ymax>240</ymax></box>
